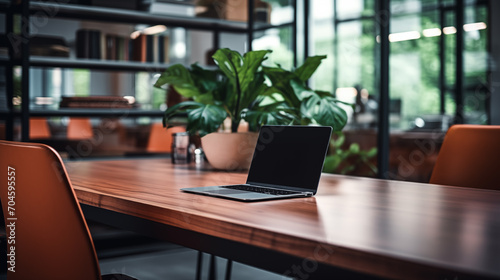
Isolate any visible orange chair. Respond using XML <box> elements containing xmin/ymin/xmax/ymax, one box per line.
<box><xmin>0</xmin><ymin>140</ymin><xmax>137</xmax><ymax>280</ymax></box>
<box><xmin>147</xmin><ymin>123</ymin><xmax>186</xmax><ymax>153</ymax></box>
<box><xmin>429</xmin><ymin>124</ymin><xmax>500</xmax><ymax>190</ymax></box>
<box><xmin>29</xmin><ymin>117</ymin><xmax>51</xmax><ymax>139</ymax></box>
<box><xmin>67</xmin><ymin>117</ymin><xmax>94</xmax><ymax>140</ymax></box>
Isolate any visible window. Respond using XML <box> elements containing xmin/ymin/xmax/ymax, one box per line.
<box><xmin>311</xmin><ymin>0</ymin><xmax>490</xmax><ymax>182</ymax></box>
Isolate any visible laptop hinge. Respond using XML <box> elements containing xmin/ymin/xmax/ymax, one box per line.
<box><xmin>246</xmin><ymin>182</ymin><xmax>314</xmax><ymax>194</ymax></box>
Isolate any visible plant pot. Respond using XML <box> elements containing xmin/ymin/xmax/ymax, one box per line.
<box><xmin>201</xmin><ymin>132</ymin><xmax>259</xmax><ymax>170</ymax></box>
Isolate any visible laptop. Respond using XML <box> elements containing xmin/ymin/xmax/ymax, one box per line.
<box><xmin>181</xmin><ymin>125</ymin><xmax>332</xmax><ymax>202</ymax></box>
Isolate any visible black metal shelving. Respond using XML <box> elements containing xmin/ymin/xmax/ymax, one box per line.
<box><xmin>30</xmin><ymin>2</ymin><xmax>273</xmax><ymax>33</ymax></box>
<box><xmin>1</xmin><ymin>0</ymin><xmax>301</xmax><ymax>141</ymax></box>
<box><xmin>1</xmin><ymin>55</ymin><xmax>218</xmax><ymax>72</ymax></box>
<box><xmin>0</xmin><ymin>109</ymin><xmax>165</xmax><ymax>118</ymax></box>
<box><xmin>29</xmin><ymin>56</ymin><xmax>170</xmax><ymax>72</ymax></box>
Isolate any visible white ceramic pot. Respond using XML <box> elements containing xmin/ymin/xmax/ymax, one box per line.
<box><xmin>201</xmin><ymin>132</ymin><xmax>259</xmax><ymax>170</ymax></box>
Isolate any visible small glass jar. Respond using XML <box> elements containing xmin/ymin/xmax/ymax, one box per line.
<box><xmin>171</xmin><ymin>132</ymin><xmax>190</xmax><ymax>164</ymax></box>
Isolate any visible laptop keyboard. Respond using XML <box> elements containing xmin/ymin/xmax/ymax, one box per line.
<box><xmin>222</xmin><ymin>185</ymin><xmax>299</xmax><ymax>196</ymax></box>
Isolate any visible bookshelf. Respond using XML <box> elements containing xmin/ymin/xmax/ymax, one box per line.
<box><xmin>1</xmin><ymin>0</ymin><xmax>300</xmax><ymax>147</ymax></box>
<box><xmin>0</xmin><ymin>109</ymin><xmax>165</xmax><ymax>118</ymax></box>
<box><xmin>28</xmin><ymin>56</ymin><xmax>171</xmax><ymax>72</ymax></box>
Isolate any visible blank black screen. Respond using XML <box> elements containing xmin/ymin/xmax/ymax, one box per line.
<box><xmin>246</xmin><ymin>125</ymin><xmax>332</xmax><ymax>192</ymax></box>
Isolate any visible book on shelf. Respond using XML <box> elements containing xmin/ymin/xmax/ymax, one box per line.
<box><xmin>105</xmin><ymin>34</ymin><xmax>116</xmax><ymax>60</ymax></box>
<box><xmin>60</xmin><ymin>96</ymin><xmax>133</xmax><ymax>109</ymax></box>
<box><xmin>76</xmin><ymin>29</ymin><xmax>102</xmax><ymax>59</ymax></box>
<box><xmin>0</xmin><ymin>34</ymin><xmax>69</xmax><ymax>58</ymax></box>
<box><xmin>141</xmin><ymin>0</ymin><xmax>195</xmax><ymax>16</ymax></box>
<box><xmin>146</xmin><ymin>35</ymin><xmax>155</xmax><ymax>62</ymax></box>
<box><xmin>195</xmin><ymin>0</ymin><xmax>271</xmax><ymax>22</ymax></box>
<box><xmin>74</xmin><ymin>28</ymin><xmax>169</xmax><ymax>63</ymax></box>
<box><xmin>157</xmin><ymin>34</ymin><xmax>169</xmax><ymax>63</ymax></box>
<box><xmin>31</xmin><ymin>36</ymin><xmax>70</xmax><ymax>58</ymax></box>
<box><xmin>132</xmin><ymin>34</ymin><xmax>147</xmax><ymax>62</ymax></box>
<box><xmin>105</xmin><ymin>34</ymin><xmax>130</xmax><ymax>61</ymax></box>
<box><xmin>116</xmin><ymin>36</ymin><xmax>129</xmax><ymax>61</ymax></box>
<box><xmin>131</xmin><ymin>34</ymin><xmax>169</xmax><ymax>63</ymax></box>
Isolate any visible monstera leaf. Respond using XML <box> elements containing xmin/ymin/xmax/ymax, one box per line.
<box><xmin>262</xmin><ymin>66</ymin><xmax>301</xmax><ymax>108</ymax></box>
<box><xmin>212</xmin><ymin>48</ymin><xmax>271</xmax><ymax>97</ymax></box>
<box><xmin>212</xmin><ymin>48</ymin><xmax>272</xmax><ymax>132</ymax></box>
<box><xmin>294</xmin><ymin>55</ymin><xmax>326</xmax><ymax>82</ymax></box>
<box><xmin>261</xmin><ymin>55</ymin><xmax>348</xmax><ymax>131</ymax></box>
<box><xmin>186</xmin><ymin>104</ymin><xmax>227</xmax><ymax>136</ymax></box>
<box><xmin>290</xmin><ymin>79</ymin><xmax>349</xmax><ymax>131</ymax></box>
<box><xmin>163</xmin><ymin>101</ymin><xmax>227</xmax><ymax>136</ymax></box>
<box><xmin>243</xmin><ymin>103</ymin><xmax>296</xmax><ymax>131</ymax></box>
<box><xmin>154</xmin><ymin>64</ymin><xmax>201</xmax><ymax>98</ymax></box>
<box><xmin>155</xmin><ymin>48</ymin><xmax>348</xmax><ymax>135</ymax></box>
<box><xmin>301</xmin><ymin>93</ymin><xmax>348</xmax><ymax>132</ymax></box>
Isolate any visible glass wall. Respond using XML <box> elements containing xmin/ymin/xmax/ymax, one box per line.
<box><xmin>311</xmin><ymin>0</ymin><xmax>490</xmax><ymax>182</ymax></box>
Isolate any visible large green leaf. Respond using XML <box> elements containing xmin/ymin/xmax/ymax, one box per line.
<box><xmin>242</xmin><ymin>103</ymin><xmax>296</xmax><ymax>131</ymax></box>
<box><xmin>294</xmin><ymin>55</ymin><xmax>327</xmax><ymax>82</ymax></box>
<box><xmin>262</xmin><ymin>66</ymin><xmax>301</xmax><ymax>107</ymax></box>
<box><xmin>186</xmin><ymin>104</ymin><xmax>227</xmax><ymax>136</ymax></box>
<box><xmin>239</xmin><ymin>72</ymin><xmax>267</xmax><ymax>109</ymax></box>
<box><xmin>189</xmin><ymin>64</ymin><xmax>222</xmax><ymax>93</ymax></box>
<box><xmin>154</xmin><ymin>64</ymin><xmax>200</xmax><ymax>98</ymax></box>
<box><xmin>301</xmin><ymin>94</ymin><xmax>348</xmax><ymax>131</ymax></box>
<box><xmin>162</xmin><ymin>101</ymin><xmax>227</xmax><ymax>135</ymax></box>
<box><xmin>212</xmin><ymin>48</ymin><xmax>271</xmax><ymax>96</ymax></box>
<box><xmin>239</xmin><ymin>50</ymin><xmax>271</xmax><ymax>94</ymax></box>
<box><xmin>193</xmin><ymin>93</ymin><xmax>215</xmax><ymax>105</ymax></box>
<box><xmin>163</xmin><ymin>101</ymin><xmax>203</xmax><ymax>127</ymax></box>
<box><xmin>212</xmin><ymin>48</ymin><xmax>272</xmax><ymax>132</ymax></box>
<box><xmin>212</xmin><ymin>48</ymin><xmax>243</xmax><ymax>84</ymax></box>
<box><xmin>290</xmin><ymin>79</ymin><xmax>315</xmax><ymax>102</ymax></box>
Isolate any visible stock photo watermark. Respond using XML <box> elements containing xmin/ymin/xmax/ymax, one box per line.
<box><xmin>6</xmin><ymin>165</ymin><xmax>17</xmax><ymax>273</ymax></box>
<box><xmin>7</xmin><ymin>0</ymin><xmax>73</xmax><ymax>55</ymax></box>
<box><xmin>281</xmin><ymin>244</ymin><xmax>335</xmax><ymax>280</ymax></box>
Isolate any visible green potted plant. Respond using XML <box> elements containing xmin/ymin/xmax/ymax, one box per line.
<box><xmin>322</xmin><ymin>132</ymin><xmax>378</xmax><ymax>176</ymax></box>
<box><xmin>154</xmin><ymin>48</ymin><xmax>348</xmax><ymax>170</ymax></box>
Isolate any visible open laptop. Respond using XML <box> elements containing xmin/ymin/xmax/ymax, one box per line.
<box><xmin>181</xmin><ymin>125</ymin><xmax>332</xmax><ymax>202</ymax></box>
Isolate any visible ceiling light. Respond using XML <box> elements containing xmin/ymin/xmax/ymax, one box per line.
<box><xmin>142</xmin><ymin>25</ymin><xmax>167</xmax><ymax>35</ymax></box>
<box><xmin>443</xmin><ymin>26</ymin><xmax>457</xmax><ymax>35</ymax></box>
<box><xmin>389</xmin><ymin>31</ymin><xmax>421</xmax><ymax>42</ymax></box>
<box><xmin>130</xmin><ymin>30</ymin><xmax>141</xmax><ymax>39</ymax></box>
<box><xmin>422</xmin><ymin>28</ymin><xmax>441</xmax><ymax>37</ymax></box>
<box><xmin>464</xmin><ymin>22</ymin><xmax>487</xmax><ymax>32</ymax></box>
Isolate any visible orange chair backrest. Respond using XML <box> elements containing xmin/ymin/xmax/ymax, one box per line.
<box><xmin>67</xmin><ymin>118</ymin><xmax>94</xmax><ymax>140</ymax></box>
<box><xmin>0</xmin><ymin>140</ymin><xmax>102</xmax><ymax>280</ymax></box>
<box><xmin>30</xmin><ymin>117</ymin><xmax>51</xmax><ymax>139</ymax></box>
<box><xmin>147</xmin><ymin>124</ymin><xmax>186</xmax><ymax>153</ymax></box>
<box><xmin>429</xmin><ymin>125</ymin><xmax>500</xmax><ymax>190</ymax></box>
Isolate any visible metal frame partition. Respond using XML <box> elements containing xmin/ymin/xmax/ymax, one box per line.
<box><xmin>329</xmin><ymin>0</ymin><xmax>483</xmax><ymax>179</ymax></box>
<box><xmin>2</xmin><ymin>0</ymin><xmax>33</xmax><ymax>141</ymax></box>
<box><xmin>377</xmin><ymin>0</ymin><xmax>390</xmax><ymax>179</ymax></box>
<box><xmin>5</xmin><ymin>2</ymin><xmax>14</xmax><ymax>141</ymax></box>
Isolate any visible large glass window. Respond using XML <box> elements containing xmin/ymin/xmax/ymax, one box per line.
<box><xmin>311</xmin><ymin>0</ymin><xmax>490</xmax><ymax>182</ymax></box>
<box><xmin>311</xmin><ymin>1</ymin><xmax>379</xmax><ymax>179</ymax></box>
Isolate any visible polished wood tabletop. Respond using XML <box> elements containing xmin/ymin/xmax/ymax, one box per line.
<box><xmin>65</xmin><ymin>158</ymin><xmax>500</xmax><ymax>280</ymax></box>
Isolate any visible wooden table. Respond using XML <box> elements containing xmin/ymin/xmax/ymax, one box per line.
<box><xmin>65</xmin><ymin>158</ymin><xmax>500</xmax><ymax>280</ymax></box>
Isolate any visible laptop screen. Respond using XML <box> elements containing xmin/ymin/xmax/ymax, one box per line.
<box><xmin>246</xmin><ymin>125</ymin><xmax>332</xmax><ymax>193</ymax></box>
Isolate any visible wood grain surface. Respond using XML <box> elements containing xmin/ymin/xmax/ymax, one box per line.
<box><xmin>65</xmin><ymin>159</ymin><xmax>500</xmax><ymax>280</ymax></box>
